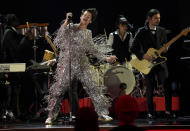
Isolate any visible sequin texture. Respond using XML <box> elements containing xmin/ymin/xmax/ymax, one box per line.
<box><xmin>45</xmin><ymin>24</ymin><xmax>111</xmax><ymax>118</ymax></box>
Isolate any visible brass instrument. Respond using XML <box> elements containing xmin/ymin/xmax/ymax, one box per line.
<box><xmin>45</xmin><ymin>34</ymin><xmax>58</xmax><ymax>57</ymax></box>
<box><xmin>43</xmin><ymin>34</ymin><xmax>58</xmax><ymax>61</ymax></box>
<box><xmin>43</xmin><ymin>50</ymin><xmax>55</xmax><ymax>61</ymax></box>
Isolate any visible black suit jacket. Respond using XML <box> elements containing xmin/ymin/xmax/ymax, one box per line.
<box><xmin>130</xmin><ymin>25</ymin><xmax>167</xmax><ymax>60</ymax></box>
<box><xmin>0</xmin><ymin>23</ymin><xmax>5</xmax><ymax>62</ymax></box>
<box><xmin>112</xmin><ymin>32</ymin><xmax>131</xmax><ymax>63</ymax></box>
<box><xmin>2</xmin><ymin>27</ymin><xmax>23</xmax><ymax>63</ymax></box>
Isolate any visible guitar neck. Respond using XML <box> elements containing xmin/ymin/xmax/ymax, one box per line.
<box><xmin>158</xmin><ymin>32</ymin><xmax>184</xmax><ymax>54</ymax></box>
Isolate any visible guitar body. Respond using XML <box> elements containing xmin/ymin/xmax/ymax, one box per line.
<box><xmin>130</xmin><ymin>27</ymin><xmax>190</xmax><ymax>74</ymax></box>
<box><xmin>130</xmin><ymin>48</ymin><xmax>167</xmax><ymax>74</ymax></box>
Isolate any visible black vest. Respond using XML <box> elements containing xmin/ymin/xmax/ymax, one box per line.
<box><xmin>112</xmin><ymin>32</ymin><xmax>131</xmax><ymax>63</ymax></box>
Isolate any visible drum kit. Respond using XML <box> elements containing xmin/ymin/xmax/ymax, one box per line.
<box><xmin>16</xmin><ymin>22</ymin><xmax>144</xmax><ymax>99</ymax></box>
<box><xmin>89</xmin><ymin>44</ymin><xmax>143</xmax><ymax>99</ymax></box>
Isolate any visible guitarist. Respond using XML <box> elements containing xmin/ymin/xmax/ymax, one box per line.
<box><xmin>130</xmin><ymin>9</ymin><xmax>175</xmax><ymax>119</ymax></box>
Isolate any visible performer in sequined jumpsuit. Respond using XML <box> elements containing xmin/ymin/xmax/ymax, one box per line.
<box><xmin>45</xmin><ymin>8</ymin><xmax>117</xmax><ymax>125</ymax></box>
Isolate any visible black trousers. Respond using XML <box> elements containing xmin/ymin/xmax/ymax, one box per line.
<box><xmin>144</xmin><ymin>64</ymin><xmax>172</xmax><ymax>114</ymax></box>
<box><xmin>64</xmin><ymin>76</ymin><xmax>80</xmax><ymax>115</ymax></box>
<box><xmin>0</xmin><ymin>73</ymin><xmax>21</xmax><ymax>117</ymax></box>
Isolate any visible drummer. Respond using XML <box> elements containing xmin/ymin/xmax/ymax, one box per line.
<box><xmin>107</xmin><ymin>14</ymin><xmax>133</xmax><ymax>67</ymax></box>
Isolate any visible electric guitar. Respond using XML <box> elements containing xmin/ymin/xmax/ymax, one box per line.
<box><xmin>130</xmin><ymin>27</ymin><xmax>190</xmax><ymax>74</ymax></box>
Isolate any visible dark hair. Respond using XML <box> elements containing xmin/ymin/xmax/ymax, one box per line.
<box><xmin>145</xmin><ymin>9</ymin><xmax>160</xmax><ymax>25</ymax></box>
<box><xmin>5</xmin><ymin>14</ymin><xmax>19</xmax><ymax>27</ymax></box>
<box><xmin>115</xmin><ymin>15</ymin><xmax>129</xmax><ymax>28</ymax></box>
<box><xmin>115</xmin><ymin>95</ymin><xmax>139</xmax><ymax>125</ymax></box>
<box><xmin>116</xmin><ymin>15</ymin><xmax>128</xmax><ymax>25</ymax></box>
<box><xmin>0</xmin><ymin>14</ymin><xmax>6</xmax><ymax>24</ymax></box>
<box><xmin>74</xmin><ymin>107</ymin><xmax>99</xmax><ymax>131</ymax></box>
<box><xmin>81</xmin><ymin>8</ymin><xmax>98</xmax><ymax>22</ymax></box>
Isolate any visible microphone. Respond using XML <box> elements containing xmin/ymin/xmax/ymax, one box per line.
<box><xmin>68</xmin><ymin>15</ymin><xmax>72</xmax><ymax>23</ymax></box>
<box><xmin>68</xmin><ymin>16</ymin><xmax>72</xmax><ymax>21</ymax></box>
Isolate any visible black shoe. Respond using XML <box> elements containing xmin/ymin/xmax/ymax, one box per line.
<box><xmin>165</xmin><ymin>112</ymin><xmax>177</xmax><ymax>119</ymax></box>
<box><xmin>5</xmin><ymin>110</ymin><xmax>15</xmax><ymax>121</ymax></box>
<box><xmin>173</xmin><ymin>113</ymin><xmax>177</xmax><ymax>118</ymax></box>
<box><xmin>147</xmin><ymin>113</ymin><xmax>155</xmax><ymax>120</ymax></box>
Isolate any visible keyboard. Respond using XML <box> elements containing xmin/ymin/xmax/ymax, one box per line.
<box><xmin>0</xmin><ymin>63</ymin><xmax>26</xmax><ymax>72</ymax></box>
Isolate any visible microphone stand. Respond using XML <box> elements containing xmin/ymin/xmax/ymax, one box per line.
<box><xmin>68</xmin><ymin>19</ymin><xmax>73</xmax><ymax>123</ymax></box>
<box><xmin>33</xmin><ymin>26</ymin><xmax>38</xmax><ymax>61</ymax></box>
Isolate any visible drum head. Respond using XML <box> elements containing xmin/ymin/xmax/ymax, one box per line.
<box><xmin>104</xmin><ymin>66</ymin><xmax>135</xmax><ymax>98</ymax></box>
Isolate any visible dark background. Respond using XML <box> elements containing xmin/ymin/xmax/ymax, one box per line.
<box><xmin>1</xmin><ymin>0</ymin><xmax>189</xmax><ymax>34</ymax></box>
<box><xmin>1</xmin><ymin>0</ymin><xmax>190</xmax><ymax>115</ymax></box>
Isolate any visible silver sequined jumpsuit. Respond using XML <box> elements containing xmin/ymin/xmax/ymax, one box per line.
<box><xmin>45</xmin><ymin>24</ymin><xmax>110</xmax><ymax>119</ymax></box>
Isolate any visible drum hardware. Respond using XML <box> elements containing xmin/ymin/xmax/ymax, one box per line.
<box><xmin>33</xmin><ymin>26</ymin><xmax>38</xmax><ymax>61</ymax></box>
<box><xmin>130</xmin><ymin>68</ymin><xmax>146</xmax><ymax>97</ymax></box>
<box><xmin>120</xmin><ymin>83</ymin><xmax>127</xmax><ymax>90</ymax></box>
<box><xmin>16</xmin><ymin>23</ymin><xmax>49</xmax><ymax>38</ymax></box>
<box><xmin>24</xmin><ymin>22</ymin><xmax>37</xmax><ymax>61</ymax></box>
<box><xmin>16</xmin><ymin>23</ymin><xmax>49</xmax><ymax>62</ymax></box>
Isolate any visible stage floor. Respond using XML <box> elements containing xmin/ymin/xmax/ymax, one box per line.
<box><xmin>1</xmin><ymin>115</ymin><xmax>190</xmax><ymax>131</ymax></box>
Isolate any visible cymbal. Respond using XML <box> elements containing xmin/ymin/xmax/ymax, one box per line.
<box><xmin>94</xmin><ymin>44</ymin><xmax>113</xmax><ymax>54</ymax></box>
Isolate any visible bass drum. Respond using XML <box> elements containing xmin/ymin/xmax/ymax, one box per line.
<box><xmin>104</xmin><ymin>66</ymin><xmax>136</xmax><ymax>99</ymax></box>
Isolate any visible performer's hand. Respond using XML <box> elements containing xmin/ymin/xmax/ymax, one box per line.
<box><xmin>143</xmin><ymin>54</ymin><xmax>153</xmax><ymax>62</ymax></box>
<box><xmin>25</xmin><ymin>30</ymin><xmax>34</xmax><ymax>40</ymax></box>
<box><xmin>163</xmin><ymin>44</ymin><xmax>168</xmax><ymax>53</ymax></box>
<box><xmin>62</xmin><ymin>12</ymin><xmax>73</xmax><ymax>27</ymax></box>
<box><xmin>43</xmin><ymin>59</ymin><xmax>56</xmax><ymax>66</ymax></box>
<box><xmin>111</xmin><ymin>55</ymin><xmax>117</xmax><ymax>62</ymax></box>
<box><xmin>66</xmin><ymin>12</ymin><xmax>72</xmax><ymax>21</ymax></box>
<box><xmin>105</xmin><ymin>55</ymin><xmax>117</xmax><ymax>63</ymax></box>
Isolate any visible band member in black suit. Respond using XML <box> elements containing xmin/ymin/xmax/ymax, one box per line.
<box><xmin>0</xmin><ymin>14</ymin><xmax>6</xmax><ymax>117</ymax></box>
<box><xmin>1</xmin><ymin>14</ymin><xmax>22</xmax><ymax>120</ymax></box>
<box><xmin>130</xmin><ymin>9</ymin><xmax>175</xmax><ymax>119</ymax></box>
<box><xmin>1</xmin><ymin>14</ymin><xmax>34</xmax><ymax>119</ymax></box>
<box><xmin>0</xmin><ymin>13</ymin><xmax>5</xmax><ymax>63</ymax></box>
<box><xmin>107</xmin><ymin>15</ymin><xmax>133</xmax><ymax>65</ymax></box>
